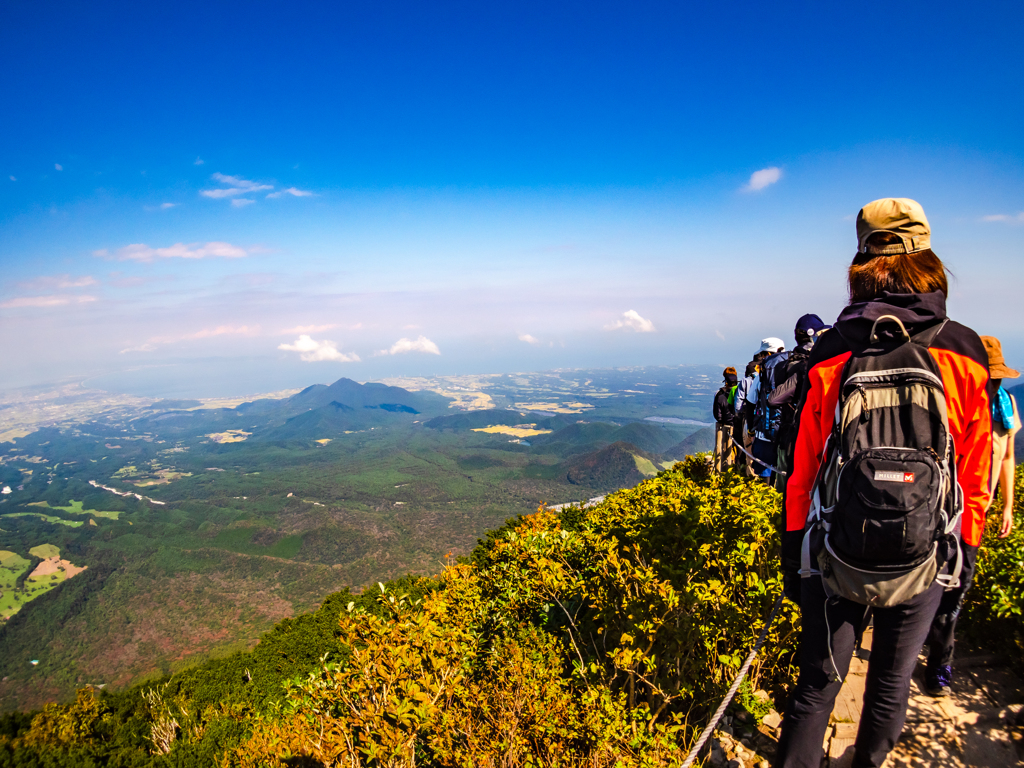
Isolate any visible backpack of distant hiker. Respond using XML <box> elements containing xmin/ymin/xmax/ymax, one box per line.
<box><xmin>754</xmin><ymin>353</ymin><xmax>786</xmax><ymax>440</ymax></box>
<box><xmin>799</xmin><ymin>315</ymin><xmax>963</xmax><ymax>608</ymax></box>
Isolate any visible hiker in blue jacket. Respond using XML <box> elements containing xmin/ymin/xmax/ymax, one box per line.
<box><xmin>746</xmin><ymin>337</ymin><xmax>786</xmax><ymax>483</ymax></box>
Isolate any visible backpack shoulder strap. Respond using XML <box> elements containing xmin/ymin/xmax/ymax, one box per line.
<box><xmin>910</xmin><ymin>319</ymin><xmax>948</xmax><ymax>349</ymax></box>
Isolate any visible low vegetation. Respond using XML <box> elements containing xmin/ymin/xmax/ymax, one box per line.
<box><xmin>961</xmin><ymin>463</ymin><xmax>1024</xmax><ymax>671</ymax></box>
<box><xmin>0</xmin><ymin>458</ymin><xmax>800</xmax><ymax>766</ymax></box>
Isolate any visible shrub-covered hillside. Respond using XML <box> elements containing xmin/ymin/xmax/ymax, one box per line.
<box><xmin>0</xmin><ymin>458</ymin><xmax>801</xmax><ymax>765</ymax></box>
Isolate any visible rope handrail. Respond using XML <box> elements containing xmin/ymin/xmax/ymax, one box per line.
<box><xmin>679</xmin><ymin>593</ymin><xmax>786</xmax><ymax>768</ymax></box>
<box><xmin>727</xmin><ymin>433</ymin><xmax>787</xmax><ymax>477</ymax></box>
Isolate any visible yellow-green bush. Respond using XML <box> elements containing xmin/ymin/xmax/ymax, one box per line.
<box><xmin>230</xmin><ymin>459</ymin><xmax>800</xmax><ymax>766</ymax></box>
<box><xmin>962</xmin><ymin>463</ymin><xmax>1024</xmax><ymax>668</ymax></box>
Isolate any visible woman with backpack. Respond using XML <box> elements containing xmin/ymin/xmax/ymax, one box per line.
<box><xmin>775</xmin><ymin>198</ymin><xmax>992</xmax><ymax>768</ymax></box>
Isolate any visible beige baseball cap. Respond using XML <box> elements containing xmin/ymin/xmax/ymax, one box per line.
<box><xmin>856</xmin><ymin>198</ymin><xmax>931</xmax><ymax>255</ymax></box>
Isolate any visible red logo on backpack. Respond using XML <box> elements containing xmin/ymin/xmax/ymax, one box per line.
<box><xmin>903</xmin><ymin>472</ymin><xmax>915</xmax><ymax>483</ymax></box>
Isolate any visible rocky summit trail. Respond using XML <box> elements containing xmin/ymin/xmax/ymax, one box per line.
<box><xmin>706</xmin><ymin>627</ymin><xmax>1024</xmax><ymax>768</ymax></box>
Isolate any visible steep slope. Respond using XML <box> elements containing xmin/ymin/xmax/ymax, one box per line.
<box><xmin>662</xmin><ymin>426</ymin><xmax>716</xmax><ymax>459</ymax></box>
<box><xmin>562</xmin><ymin>441</ymin><xmax>669</xmax><ymax>491</ymax></box>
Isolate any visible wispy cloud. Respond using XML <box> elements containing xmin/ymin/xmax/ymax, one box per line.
<box><xmin>981</xmin><ymin>212</ymin><xmax>1024</xmax><ymax>223</ymax></box>
<box><xmin>267</xmin><ymin>187</ymin><xmax>315</xmax><ymax>199</ymax></box>
<box><xmin>17</xmin><ymin>274</ymin><xmax>98</xmax><ymax>291</ymax></box>
<box><xmin>94</xmin><ymin>241</ymin><xmax>250</xmax><ymax>262</ymax></box>
<box><xmin>8</xmin><ymin>176</ymin><xmax>15</xmax><ymax>182</ymax></box>
<box><xmin>194</xmin><ymin>157</ymin><xmax>204</xmax><ymax>165</ymax></box>
<box><xmin>143</xmin><ymin>202</ymin><xmax>177</xmax><ymax>212</ymax></box>
<box><xmin>278</xmin><ymin>334</ymin><xmax>360</xmax><ymax>362</ymax></box>
<box><xmin>1</xmin><ymin>294</ymin><xmax>97</xmax><ymax>309</ymax></box>
<box><xmin>280</xmin><ymin>323</ymin><xmax>340</xmax><ymax>335</ymax></box>
<box><xmin>376</xmin><ymin>336</ymin><xmax>441</xmax><ymax>356</ymax></box>
<box><xmin>518</xmin><ymin>333</ymin><xmax>540</xmax><ymax>345</ymax></box>
<box><xmin>54</xmin><ymin>163</ymin><xmax>63</xmax><ymax>171</ymax></box>
<box><xmin>231</xmin><ymin>198</ymin><xmax>256</xmax><ymax>208</ymax></box>
<box><xmin>200</xmin><ymin>172</ymin><xmax>273</xmax><ymax>199</ymax></box>
<box><xmin>605</xmin><ymin>310</ymin><xmax>656</xmax><ymax>333</ymax></box>
<box><xmin>120</xmin><ymin>325</ymin><xmax>260</xmax><ymax>354</ymax></box>
<box><xmin>743</xmin><ymin>166</ymin><xmax>782</xmax><ymax>192</ymax></box>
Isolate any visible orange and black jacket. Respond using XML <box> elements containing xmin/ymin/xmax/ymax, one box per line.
<box><xmin>782</xmin><ymin>291</ymin><xmax>993</xmax><ymax>576</ymax></box>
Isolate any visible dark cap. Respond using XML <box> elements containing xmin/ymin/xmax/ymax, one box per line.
<box><xmin>795</xmin><ymin>314</ymin><xmax>828</xmax><ymax>335</ymax></box>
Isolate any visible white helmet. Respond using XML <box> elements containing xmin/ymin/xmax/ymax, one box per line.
<box><xmin>758</xmin><ymin>337</ymin><xmax>785</xmax><ymax>354</ymax></box>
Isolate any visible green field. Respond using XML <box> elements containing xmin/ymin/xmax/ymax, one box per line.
<box><xmin>28</xmin><ymin>500</ymin><xmax>121</xmax><ymax>519</ymax></box>
<box><xmin>0</xmin><ymin>545</ymin><xmax>74</xmax><ymax>620</ymax></box>
<box><xmin>3</xmin><ymin>512</ymin><xmax>84</xmax><ymax>528</ymax></box>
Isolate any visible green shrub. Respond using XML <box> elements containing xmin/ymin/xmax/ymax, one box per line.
<box><xmin>962</xmin><ymin>463</ymin><xmax>1024</xmax><ymax>669</ymax></box>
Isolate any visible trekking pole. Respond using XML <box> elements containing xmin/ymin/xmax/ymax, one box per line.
<box><xmin>679</xmin><ymin>593</ymin><xmax>785</xmax><ymax>768</ymax></box>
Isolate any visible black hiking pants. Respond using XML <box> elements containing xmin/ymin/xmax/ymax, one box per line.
<box><xmin>774</xmin><ymin>577</ymin><xmax>944</xmax><ymax>768</ymax></box>
<box><xmin>924</xmin><ymin>543</ymin><xmax>978</xmax><ymax>672</ymax></box>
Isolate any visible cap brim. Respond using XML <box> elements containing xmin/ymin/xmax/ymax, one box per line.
<box><xmin>990</xmin><ymin>363</ymin><xmax>1020</xmax><ymax>379</ymax></box>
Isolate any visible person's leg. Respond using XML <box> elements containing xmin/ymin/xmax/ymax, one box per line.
<box><xmin>734</xmin><ymin>417</ymin><xmax>747</xmax><ymax>471</ymax></box>
<box><xmin>774</xmin><ymin>579</ymin><xmax>865</xmax><ymax>768</ymax></box>
<box><xmin>752</xmin><ymin>439</ymin><xmax>774</xmax><ymax>483</ymax></box>
<box><xmin>743</xmin><ymin>430</ymin><xmax>756</xmax><ymax>477</ymax></box>
<box><xmin>924</xmin><ymin>544</ymin><xmax>979</xmax><ymax>694</ymax></box>
<box><xmin>851</xmin><ymin>582</ymin><xmax>945</xmax><ymax>768</ymax></box>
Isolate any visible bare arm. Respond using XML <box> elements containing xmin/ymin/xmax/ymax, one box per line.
<box><xmin>997</xmin><ymin>438</ymin><xmax>1015</xmax><ymax>538</ymax></box>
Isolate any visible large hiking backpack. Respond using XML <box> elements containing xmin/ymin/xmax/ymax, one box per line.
<box><xmin>754</xmin><ymin>353</ymin><xmax>787</xmax><ymax>440</ymax></box>
<box><xmin>799</xmin><ymin>315</ymin><xmax>963</xmax><ymax>607</ymax></box>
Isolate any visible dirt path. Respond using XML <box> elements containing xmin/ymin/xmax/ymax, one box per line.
<box><xmin>824</xmin><ymin>629</ymin><xmax>1024</xmax><ymax>767</ymax></box>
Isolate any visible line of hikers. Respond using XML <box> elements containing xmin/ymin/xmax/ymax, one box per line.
<box><xmin>709</xmin><ymin>198</ymin><xmax>1020</xmax><ymax>768</ymax></box>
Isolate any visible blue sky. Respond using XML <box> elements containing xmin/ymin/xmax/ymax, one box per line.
<box><xmin>2</xmin><ymin>1</ymin><xmax>1023</xmax><ymax>396</ymax></box>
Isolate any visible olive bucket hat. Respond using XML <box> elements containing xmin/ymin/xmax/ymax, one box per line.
<box><xmin>980</xmin><ymin>336</ymin><xmax>1020</xmax><ymax>379</ymax></box>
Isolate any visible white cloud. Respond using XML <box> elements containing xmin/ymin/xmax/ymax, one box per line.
<box><xmin>231</xmin><ymin>198</ymin><xmax>256</xmax><ymax>208</ymax></box>
<box><xmin>8</xmin><ymin>176</ymin><xmax>15</xmax><ymax>181</ymax></box>
<box><xmin>605</xmin><ymin>310</ymin><xmax>656</xmax><ymax>333</ymax></box>
<box><xmin>1</xmin><ymin>294</ymin><xmax>97</xmax><ymax>309</ymax></box>
<box><xmin>744</xmin><ymin>167</ymin><xmax>782</xmax><ymax>192</ymax></box>
<box><xmin>377</xmin><ymin>335</ymin><xmax>441</xmax><ymax>356</ymax></box>
<box><xmin>267</xmin><ymin>187</ymin><xmax>315</xmax><ymax>199</ymax></box>
<box><xmin>280</xmin><ymin>323</ymin><xmax>340</xmax><ymax>335</ymax></box>
<box><xmin>17</xmin><ymin>274</ymin><xmax>97</xmax><ymax>291</ymax></box>
<box><xmin>54</xmin><ymin>163</ymin><xmax>63</xmax><ymax>171</ymax></box>
<box><xmin>185</xmin><ymin>325</ymin><xmax>259</xmax><ymax>340</ymax></box>
<box><xmin>120</xmin><ymin>325</ymin><xmax>260</xmax><ymax>354</ymax></box>
<box><xmin>981</xmin><ymin>212</ymin><xmax>1024</xmax><ymax>223</ymax></box>
<box><xmin>95</xmin><ymin>241</ymin><xmax>249</xmax><ymax>262</ymax></box>
<box><xmin>119</xmin><ymin>342</ymin><xmax>157</xmax><ymax>354</ymax></box>
<box><xmin>518</xmin><ymin>333</ymin><xmax>540</xmax><ymax>345</ymax></box>
<box><xmin>194</xmin><ymin>157</ymin><xmax>204</xmax><ymax>165</ymax></box>
<box><xmin>143</xmin><ymin>202</ymin><xmax>177</xmax><ymax>211</ymax></box>
<box><xmin>201</xmin><ymin>172</ymin><xmax>273</xmax><ymax>199</ymax></box>
<box><xmin>278</xmin><ymin>334</ymin><xmax>360</xmax><ymax>363</ymax></box>
<box><xmin>160</xmin><ymin>202</ymin><xmax>176</xmax><ymax>209</ymax></box>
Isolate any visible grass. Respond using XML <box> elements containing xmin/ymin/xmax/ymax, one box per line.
<box><xmin>2</xmin><ymin>513</ymin><xmax>84</xmax><ymax>528</ymax></box>
<box><xmin>28</xmin><ymin>499</ymin><xmax>121</xmax><ymax>520</ymax></box>
<box><xmin>633</xmin><ymin>455</ymin><xmax>659</xmax><ymax>477</ymax></box>
<box><xmin>29</xmin><ymin>544</ymin><xmax>60</xmax><ymax>558</ymax></box>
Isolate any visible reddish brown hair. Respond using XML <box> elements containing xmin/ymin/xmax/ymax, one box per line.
<box><xmin>848</xmin><ymin>233</ymin><xmax>949</xmax><ymax>302</ymax></box>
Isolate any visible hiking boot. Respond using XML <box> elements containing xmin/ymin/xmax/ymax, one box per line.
<box><xmin>924</xmin><ymin>665</ymin><xmax>952</xmax><ymax>697</ymax></box>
